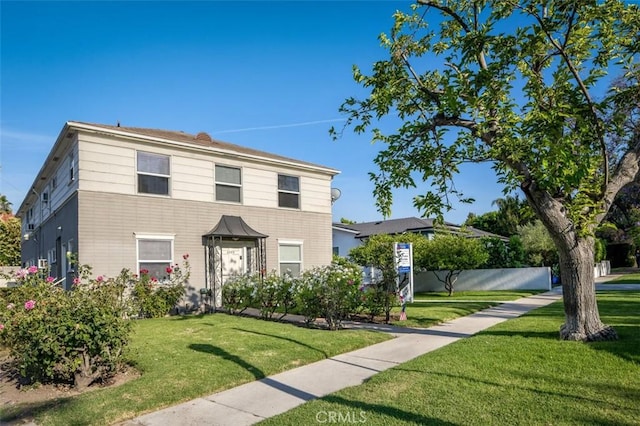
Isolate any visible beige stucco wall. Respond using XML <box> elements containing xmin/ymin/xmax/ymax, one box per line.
<box><xmin>77</xmin><ymin>191</ymin><xmax>333</xmax><ymax>291</ymax></box>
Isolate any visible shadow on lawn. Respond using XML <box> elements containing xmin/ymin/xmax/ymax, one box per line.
<box><xmin>231</xmin><ymin>328</ymin><xmax>329</xmax><ymax>358</ymax></box>
<box><xmin>319</xmin><ymin>394</ymin><xmax>457</xmax><ymax>425</ymax></box>
<box><xmin>0</xmin><ymin>396</ymin><xmax>73</xmax><ymax>424</ymax></box>
<box><xmin>393</xmin><ymin>368</ymin><xmax>637</xmax><ymax>413</ymax></box>
<box><xmin>188</xmin><ymin>344</ymin><xmax>265</xmax><ymax>379</ymax></box>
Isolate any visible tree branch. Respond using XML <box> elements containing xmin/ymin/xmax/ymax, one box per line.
<box><xmin>400</xmin><ymin>52</ymin><xmax>443</xmax><ymax>109</ymax></box>
<box><xmin>524</xmin><ymin>4</ymin><xmax>609</xmax><ymax>190</ymax></box>
<box><xmin>597</xmin><ymin>132</ymin><xmax>640</xmax><ymax>224</ymax></box>
<box><xmin>417</xmin><ymin>0</ymin><xmax>488</xmax><ymax>70</ymax></box>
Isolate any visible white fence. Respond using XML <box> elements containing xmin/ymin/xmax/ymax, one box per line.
<box><xmin>414</xmin><ymin>267</ymin><xmax>552</xmax><ymax>292</ymax></box>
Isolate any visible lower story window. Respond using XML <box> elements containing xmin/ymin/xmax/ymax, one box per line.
<box><xmin>137</xmin><ymin>236</ymin><xmax>174</xmax><ymax>280</ymax></box>
<box><xmin>279</xmin><ymin>241</ymin><xmax>302</xmax><ymax>277</ymax></box>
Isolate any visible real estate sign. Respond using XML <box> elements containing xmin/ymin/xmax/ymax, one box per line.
<box><xmin>394</xmin><ymin>242</ymin><xmax>414</xmax><ymax>303</ymax></box>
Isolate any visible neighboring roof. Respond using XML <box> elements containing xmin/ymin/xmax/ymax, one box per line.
<box><xmin>71</xmin><ymin>121</ymin><xmax>339</xmax><ymax>174</ymax></box>
<box><xmin>203</xmin><ymin>215</ymin><xmax>268</xmax><ymax>240</ymax></box>
<box><xmin>333</xmin><ymin>217</ymin><xmax>508</xmax><ymax>240</ymax></box>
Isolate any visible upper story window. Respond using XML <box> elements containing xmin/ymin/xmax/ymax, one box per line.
<box><xmin>215</xmin><ymin>165</ymin><xmax>241</xmax><ymax>203</ymax></box>
<box><xmin>278</xmin><ymin>174</ymin><xmax>299</xmax><ymax>209</ymax></box>
<box><xmin>137</xmin><ymin>151</ymin><xmax>170</xmax><ymax>195</ymax></box>
<box><xmin>68</xmin><ymin>153</ymin><xmax>75</xmax><ymax>183</ymax></box>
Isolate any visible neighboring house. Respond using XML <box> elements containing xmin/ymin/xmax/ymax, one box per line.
<box><xmin>17</xmin><ymin>121</ymin><xmax>339</xmax><ymax>307</ymax></box>
<box><xmin>332</xmin><ymin>217</ymin><xmax>507</xmax><ymax>257</ymax></box>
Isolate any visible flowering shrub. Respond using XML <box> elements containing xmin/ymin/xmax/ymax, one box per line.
<box><xmin>130</xmin><ymin>258</ymin><xmax>191</xmax><ymax>318</ymax></box>
<box><xmin>0</xmin><ymin>266</ymin><xmax>130</xmax><ymax>389</ymax></box>
<box><xmin>221</xmin><ymin>274</ymin><xmax>256</xmax><ymax>314</ymax></box>
<box><xmin>0</xmin><ymin>255</ymin><xmax>190</xmax><ymax>389</ymax></box>
<box><xmin>252</xmin><ymin>272</ymin><xmax>281</xmax><ymax>319</ymax></box>
<box><xmin>296</xmin><ymin>259</ymin><xmax>362</xmax><ymax>330</ymax></box>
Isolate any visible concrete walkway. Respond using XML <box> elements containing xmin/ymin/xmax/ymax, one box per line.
<box><xmin>119</xmin><ymin>289</ymin><xmax>570</xmax><ymax>426</ymax></box>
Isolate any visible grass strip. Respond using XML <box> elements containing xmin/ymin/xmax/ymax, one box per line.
<box><xmin>605</xmin><ymin>273</ymin><xmax>640</xmax><ymax>284</ymax></box>
<box><xmin>1</xmin><ymin>313</ymin><xmax>388</xmax><ymax>426</ymax></box>
<box><xmin>261</xmin><ymin>291</ymin><xmax>640</xmax><ymax>426</ymax></box>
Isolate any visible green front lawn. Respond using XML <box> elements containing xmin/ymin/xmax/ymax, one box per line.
<box><xmin>606</xmin><ymin>273</ymin><xmax>640</xmax><ymax>284</ymax></box>
<box><xmin>414</xmin><ymin>290</ymin><xmax>545</xmax><ymax>300</ymax></box>
<box><xmin>389</xmin><ymin>290</ymin><xmax>547</xmax><ymax>328</ymax></box>
<box><xmin>388</xmin><ymin>302</ymin><xmax>499</xmax><ymax>328</ymax></box>
<box><xmin>261</xmin><ymin>291</ymin><xmax>640</xmax><ymax>426</ymax></box>
<box><xmin>1</xmin><ymin>314</ymin><xmax>389</xmax><ymax>426</ymax></box>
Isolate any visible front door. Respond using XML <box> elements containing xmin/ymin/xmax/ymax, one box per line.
<box><xmin>222</xmin><ymin>247</ymin><xmax>245</xmax><ymax>282</ymax></box>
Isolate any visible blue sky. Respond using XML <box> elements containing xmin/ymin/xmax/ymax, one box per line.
<box><xmin>0</xmin><ymin>0</ymin><xmax>507</xmax><ymax>224</ymax></box>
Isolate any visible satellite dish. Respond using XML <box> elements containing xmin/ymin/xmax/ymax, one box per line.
<box><xmin>330</xmin><ymin>188</ymin><xmax>342</xmax><ymax>204</ymax></box>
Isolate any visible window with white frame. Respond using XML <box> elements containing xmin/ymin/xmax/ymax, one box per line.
<box><xmin>278</xmin><ymin>174</ymin><xmax>300</xmax><ymax>209</ymax></box>
<box><xmin>137</xmin><ymin>236</ymin><xmax>174</xmax><ymax>280</ymax></box>
<box><xmin>279</xmin><ymin>241</ymin><xmax>303</xmax><ymax>277</ymax></box>
<box><xmin>137</xmin><ymin>151</ymin><xmax>170</xmax><ymax>195</ymax></box>
<box><xmin>215</xmin><ymin>165</ymin><xmax>242</xmax><ymax>203</ymax></box>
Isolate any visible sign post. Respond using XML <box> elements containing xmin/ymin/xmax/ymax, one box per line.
<box><xmin>394</xmin><ymin>242</ymin><xmax>414</xmax><ymax>320</ymax></box>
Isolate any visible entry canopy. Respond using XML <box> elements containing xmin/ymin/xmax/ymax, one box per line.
<box><xmin>202</xmin><ymin>215</ymin><xmax>268</xmax><ymax>242</ymax></box>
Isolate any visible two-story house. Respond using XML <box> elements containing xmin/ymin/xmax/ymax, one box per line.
<box><xmin>17</xmin><ymin>121</ymin><xmax>339</xmax><ymax>307</ymax></box>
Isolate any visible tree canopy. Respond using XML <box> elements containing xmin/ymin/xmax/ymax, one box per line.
<box><xmin>333</xmin><ymin>0</ymin><xmax>640</xmax><ymax>341</ymax></box>
<box><xmin>0</xmin><ymin>195</ymin><xmax>12</xmax><ymax>214</ymax></box>
<box><xmin>421</xmin><ymin>232</ymin><xmax>489</xmax><ymax>295</ymax></box>
<box><xmin>0</xmin><ymin>213</ymin><xmax>21</xmax><ymax>266</ymax></box>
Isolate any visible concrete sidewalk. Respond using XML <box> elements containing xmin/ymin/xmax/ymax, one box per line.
<box><xmin>120</xmin><ymin>290</ymin><xmax>565</xmax><ymax>426</ymax></box>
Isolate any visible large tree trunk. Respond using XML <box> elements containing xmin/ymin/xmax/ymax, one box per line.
<box><xmin>557</xmin><ymin>237</ymin><xmax>618</xmax><ymax>341</ymax></box>
<box><xmin>521</xmin><ymin>180</ymin><xmax>619</xmax><ymax>342</ymax></box>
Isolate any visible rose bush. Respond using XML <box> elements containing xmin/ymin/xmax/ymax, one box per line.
<box><xmin>0</xmin><ymin>255</ymin><xmax>191</xmax><ymax>389</ymax></box>
<box><xmin>221</xmin><ymin>273</ymin><xmax>255</xmax><ymax>314</ymax></box>
<box><xmin>296</xmin><ymin>258</ymin><xmax>362</xmax><ymax>330</ymax></box>
<box><xmin>0</xmin><ymin>266</ymin><xmax>130</xmax><ymax>389</ymax></box>
<box><xmin>130</xmin><ymin>257</ymin><xmax>191</xmax><ymax>318</ymax></box>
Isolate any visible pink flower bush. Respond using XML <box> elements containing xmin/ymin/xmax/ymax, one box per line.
<box><xmin>15</xmin><ymin>269</ymin><xmax>27</xmax><ymax>279</ymax></box>
<box><xmin>46</xmin><ymin>276</ymin><xmax>55</xmax><ymax>283</ymax></box>
<box><xmin>166</xmin><ymin>267</ymin><xmax>173</xmax><ymax>274</ymax></box>
<box><xmin>0</xmin><ymin>324</ymin><xmax>4</xmax><ymax>331</ymax></box>
<box><xmin>24</xmin><ymin>300</ymin><xmax>36</xmax><ymax>310</ymax></box>
<box><xmin>73</xmin><ymin>277</ymin><xmax>81</xmax><ymax>285</ymax></box>
<box><xmin>27</xmin><ymin>265</ymin><xmax>38</xmax><ymax>274</ymax></box>
<box><xmin>96</xmin><ymin>275</ymin><xmax>104</xmax><ymax>282</ymax></box>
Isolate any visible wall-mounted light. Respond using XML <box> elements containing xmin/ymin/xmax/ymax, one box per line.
<box><xmin>23</xmin><ymin>233</ymin><xmax>30</xmax><ymax>241</ymax></box>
